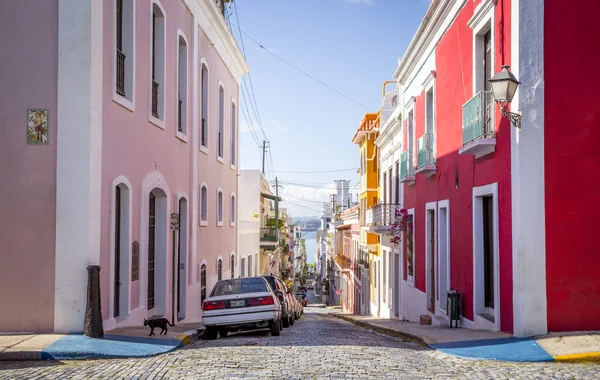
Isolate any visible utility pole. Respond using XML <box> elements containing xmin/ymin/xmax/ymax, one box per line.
<box><xmin>275</xmin><ymin>177</ymin><xmax>279</xmax><ymax>197</ymax></box>
<box><xmin>262</xmin><ymin>140</ymin><xmax>266</xmax><ymax>175</ymax></box>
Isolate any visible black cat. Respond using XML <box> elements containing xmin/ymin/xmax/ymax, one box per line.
<box><xmin>144</xmin><ymin>317</ymin><xmax>175</xmax><ymax>336</ymax></box>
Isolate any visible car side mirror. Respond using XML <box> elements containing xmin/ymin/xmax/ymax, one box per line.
<box><xmin>275</xmin><ymin>291</ymin><xmax>284</xmax><ymax>301</ymax></box>
<box><xmin>287</xmin><ymin>288</ymin><xmax>293</xmax><ymax>294</ymax></box>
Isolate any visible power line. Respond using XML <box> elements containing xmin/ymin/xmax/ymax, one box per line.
<box><xmin>273</xmin><ymin>168</ymin><xmax>359</xmax><ymax>174</ymax></box>
<box><xmin>233</xmin><ymin>0</ymin><xmax>268</xmax><ymax>142</ymax></box>
<box><xmin>229</xmin><ymin>22</ymin><xmax>374</xmax><ymax>112</ymax></box>
<box><xmin>239</xmin><ymin>93</ymin><xmax>261</xmax><ymax>147</ymax></box>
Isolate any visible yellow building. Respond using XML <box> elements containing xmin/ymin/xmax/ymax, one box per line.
<box><xmin>352</xmin><ymin>111</ymin><xmax>380</xmax><ymax>316</ymax></box>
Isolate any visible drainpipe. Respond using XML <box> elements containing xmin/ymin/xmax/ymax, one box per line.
<box><xmin>382</xmin><ymin>80</ymin><xmax>396</xmax><ymax>100</ymax></box>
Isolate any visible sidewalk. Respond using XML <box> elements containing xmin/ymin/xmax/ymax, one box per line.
<box><xmin>331</xmin><ymin>313</ymin><xmax>600</xmax><ymax>363</ymax></box>
<box><xmin>0</xmin><ymin>322</ymin><xmax>203</xmax><ymax>361</ymax></box>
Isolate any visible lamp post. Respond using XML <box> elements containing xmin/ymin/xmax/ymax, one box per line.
<box><xmin>488</xmin><ymin>65</ymin><xmax>522</xmax><ymax>129</ymax></box>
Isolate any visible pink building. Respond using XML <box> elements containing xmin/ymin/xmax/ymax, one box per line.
<box><xmin>0</xmin><ymin>0</ymin><xmax>248</xmax><ymax>333</ymax></box>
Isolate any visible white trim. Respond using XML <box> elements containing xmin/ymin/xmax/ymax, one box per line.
<box><xmin>139</xmin><ymin>171</ymin><xmax>171</xmax><ymax>316</ymax></box>
<box><xmin>405</xmin><ymin>100</ymin><xmax>417</xmax><ymax>176</ymax></box>
<box><xmin>217</xmin><ymin>81</ymin><xmax>225</xmax><ymax>160</ymax></box>
<box><xmin>182</xmin><ymin>0</ymin><xmax>249</xmax><ymax>83</ymax></box>
<box><xmin>467</xmin><ymin>0</ymin><xmax>495</xmax><ymax>30</ymax></box>
<box><xmin>54</xmin><ymin>0</ymin><xmax>104</xmax><ymax>333</ymax></box>
<box><xmin>437</xmin><ymin>199</ymin><xmax>450</xmax><ymax>312</ymax></box>
<box><xmin>175</xmin><ymin>29</ymin><xmax>189</xmax><ymax>139</ymax></box>
<box><xmin>423</xmin><ymin>71</ymin><xmax>437</xmax><ymax>160</ymax></box>
<box><xmin>472</xmin><ymin>183</ymin><xmax>500</xmax><ymax>331</ymax></box>
<box><xmin>230</xmin><ymin>192</ymin><xmax>236</xmax><ymax>227</ymax></box>
<box><xmin>175</xmin><ymin>192</ymin><xmax>189</xmax><ymax>320</ymax></box>
<box><xmin>199</xmin><ymin>58</ymin><xmax>209</xmax><ymax>152</ymax></box>
<box><xmin>406</xmin><ymin>208</ymin><xmax>415</xmax><ymax>287</ymax></box>
<box><xmin>148</xmin><ymin>0</ymin><xmax>167</xmax><ymax>127</ymax></box>
<box><xmin>108</xmin><ymin>176</ymin><xmax>133</xmax><ymax>320</ymax></box>
<box><xmin>216</xmin><ymin>187</ymin><xmax>224</xmax><ymax>226</ymax></box>
<box><xmin>470</xmin><ymin>0</ymin><xmax>495</xmax><ymax>98</ymax></box>
<box><xmin>199</xmin><ymin>182</ymin><xmax>208</xmax><ymax>226</ymax></box>
<box><xmin>190</xmin><ymin>16</ymin><xmax>199</xmax><ymax>287</ymax></box>
<box><xmin>216</xmin><ymin>255</ymin><xmax>224</xmax><ymax>281</ymax></box>
<box><xmin>111</xmin><ymin>0</ymin><xmax>136</xmax><ymax>112</ymax></box>
<box><xmin>230</xmin><ymin>96</ymin><xmax>237</xmax><ymax>168</ymax></box>
<box><xmin>425</xmin><ymin>201</ymin><xmax>437</xmax><ymax>312</ymax></box>
<box><xmin>511</xmin><ymin>0</ymin><xmax>548</xmax><ymax>338</ymax></box>
<box><xmin>198</xmin><ymin>259</ymin><xmax>208</xmax><ymax>283</ymax></box>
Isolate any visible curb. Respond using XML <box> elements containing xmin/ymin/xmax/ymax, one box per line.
<box><xmin>176</xmin><ymin>329</ymin><xmax>201</xmax><ymax>346</ymax></box>
<box><xmin>0</xmin><ymin>330</ymin><xmax>201</xmax><ymax>361</ymax></box>
<box><xmin>554</xmin><ymin>352</ymin><xmax>600</xmax><ymax>363</ymax></box>
<box><xmin>330</xmin><ymin>313</ymin><xmax>432</xmax><ymax>348</ymax></box>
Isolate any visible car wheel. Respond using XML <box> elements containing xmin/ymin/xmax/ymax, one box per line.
<box><xmin>279</xmin><ymin>317</ymin><xmax>284</xmax><ymax>331</ymax></box>
<box><xmin>289</xmin><ymin>314</ymin><xmax>295</xmax><ymax>326</ymax></box>
<box><xmin>282</xmin><ymin>314</ymin><xmax>290</xmax><ymax>328</ymax></box>
<box><xmin>219</xmin><ymin>328</ymin><xmax>228</xmax><ymax>338</ymax></box>
<box><xmin>204</xmin><ymin>327</ymin><xmax>218</xmax><ymax>340</ymax></box>
<box><xmin>269</xmin><ymin>319</ymin><xmax>281</xmax><ymax>336</ymax></box>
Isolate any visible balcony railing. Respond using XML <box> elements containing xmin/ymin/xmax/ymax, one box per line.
<box><xmin>116</xmin><ymin>49</ymin><xmax>126</xmax><ymax>96</ymax></box>
<box><xmin>151</xmin><ymin>80</ymin><xmax>159</xmax><ymax>118</ymax></box>
<box><xmin>417</xmin><ymin>133</ymin><xmax>435</xmax><ymax>168</ymax></box>
<box><xmin>462</xmin><ymin>91</ymin><xmax>494</xmax><ymax>145</ymax></box>
<box><xmin>260</xmin><ymin>228</ymin><xmax>278</xmax><ymax>242</ymax></box>
<box><xmin>370</xmin><ymin>204</ymin><xmax>399</xmax><ymax>227</ymax></box>
<box><xmin>400</xmin><ymin>151</ymin><xmax>415</xmax><ymax>179</ymax></box>
<box><xmin>178</xmin><ymin>99</ymin><xmax>183</xmax><ymax>132</ymax></box>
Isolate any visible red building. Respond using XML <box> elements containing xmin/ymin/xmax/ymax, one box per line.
<box><xmin>389</xmin><ymin>0</ymin><xmax>600</xmax><ymax>337</ymax></box>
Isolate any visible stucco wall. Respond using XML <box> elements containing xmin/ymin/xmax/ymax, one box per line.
<box><xmin>402</xmin><ymin>0</ymin><xmax>514</xmax><ymax>333</ymax></box>
<box><xmin>0</xmin><ymin>0</ymin><xmax>58</xmax><ymax>332</ymax></box>
<box><xmin>544</xmin><ymin>0</ymin><xmax>600</xmax><ymax>332</ymax></box>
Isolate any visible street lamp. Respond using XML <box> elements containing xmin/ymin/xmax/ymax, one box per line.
<box><xmin>488</xmin><ymin>65</ymin><xmax>521</xmax><ymax>129</ymax></box>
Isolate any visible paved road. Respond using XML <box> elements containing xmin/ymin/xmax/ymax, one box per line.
<box><xmin>1</xmin><ymin>308</ymin><xmax>599</xmax><ymax>379</ymax></box>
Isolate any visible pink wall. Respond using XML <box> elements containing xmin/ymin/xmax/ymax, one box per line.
<box><xmin>195</xmin><ymin>24</ymin><xmax>238</xmax><ymax>298</ymax></box>
<box><xmin>99</xmin><ymin>0</ymin><xmax>194</xmax><ymax>321</ymax></box>
<box><xmin>403</xmin><ymin>1</ymin><xmax>514</xmax><ymax>333</ymax></box>
<box><xmin>544</xmin><ymin>0</ymin><xmax>600</xmax><ymax>332</ymax></box>
<box><xmin>0</xmin><ymin>0</ymin><xmax>58</xmax><ymax>332</ymax></box>
<box><xmin>98</xmin><ymin>0</ymin><xmax>239</xmax><ymax>323</ymax></box>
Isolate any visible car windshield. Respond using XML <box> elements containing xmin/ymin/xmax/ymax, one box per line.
<box><xmin>210</xmin><ymin>278</ymin><xmax>269</xmax><ymax>297</ymax></box>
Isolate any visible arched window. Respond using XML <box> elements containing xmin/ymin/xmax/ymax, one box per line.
<box><xmin>217</xmin><ymin>259</ymin><xmax>222</xmax><ymax>281</ymax></box>
<box><xmin>230</xmin><ymin>254</ymin><xmax>235</xmax><ymax>279</ymax></box>
<box><xmin>177</xmin><ymin>33</ymin><xmax>188</xmax><ymax>135</ymax></box>
<box><xmin>200</xmin><ymin>63</ymin><xmax>208</xmax><ymax>148</ymax></box>
<box><xmin>200</xmin><ymin>264</ymin><xmax>207</xmax><ymax>303</ymax></box>
<box><xmin>217</xmin><ymin>190</ymin><xmax>223</xmax><ymax>225</ymax></box>
<box><xmin>230</xmin><ymin>194</ymin><xmax>236</xmax><ymax>225</ymax></box>
<box><xmin>200</xmin><ymin>185</ymin><xmax>208</xmax><ymax>224</ymax></box>
<box><xmin>217</xmin><ymin>85</ymin><xmax>224</xmax><ymax>158</ymax></box>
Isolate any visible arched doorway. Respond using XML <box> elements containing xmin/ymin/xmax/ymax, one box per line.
<box><xmin>148</xmin><ymin>187</ymin><xmax>168</xmax><ymax>316</ymax></box>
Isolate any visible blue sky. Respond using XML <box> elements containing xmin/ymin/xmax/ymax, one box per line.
<box><xmin>232</xmin><ymin>0</ymin><xmax>430</xmax><ymax>217</ymax></box>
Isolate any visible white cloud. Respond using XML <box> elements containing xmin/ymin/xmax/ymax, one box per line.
<box><xmin>344</xmin><ymin>0</ymin><xmax>373</xmax><ymax>5</ymax></box>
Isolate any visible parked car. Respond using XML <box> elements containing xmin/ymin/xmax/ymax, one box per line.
<box><xmin>202</xmin><ymin>277</ymin><xmax>282</xmax><ymax>340</ymax></box>
<box><xmin>262</xmin><ymin>275</ymin><xmax>295</xmax><ymax>327</ymax></box>
<box><xmin>296</xmin><ymin>292</ymin><xmax>308</xmax><ymax>307</ymax></box>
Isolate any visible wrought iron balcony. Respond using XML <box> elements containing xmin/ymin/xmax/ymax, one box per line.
<box><xmin>260</xmin><ymin>228</ymin><xmax>278</xmax><ymax>242</ymax></box>
<box><xmin>460</xmin><ymin>91</ymin><xmax>496</xmax><ymax>158</ymax></box>
<box><xmin>116</xmin><ymin>49</ymin><xmax>126</xmax><ymax>96</ymax></box>
<box><xmin>151</xmin><ymin>80</ymin><xmax>159</xmax><ymax>118</ymax></box>
<box><xmin>416</xmin><ymin>133</ymin><xmax>436</xmax><ymax>175</ymax></box>
<box><xmin>400</xmin><ymin>150</ymin><xmax>415</xmax><ymax>183</ymax></box>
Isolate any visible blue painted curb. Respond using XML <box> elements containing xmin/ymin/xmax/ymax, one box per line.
<box><xmin>41</xmin><ymin>334</ymin><xmax>182</xmax><ymax>360</ymax></box>
<box><xmin>431</xmin><ymin>337</ymin><xmax>555</xmax><ymax>362</ymax></box>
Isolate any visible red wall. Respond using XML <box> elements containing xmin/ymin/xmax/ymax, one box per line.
<box><xmin>544</xmin><ymin>0</ymin><xmax>600</xmax><ymax>331</ymax></box>
<box><xmin>403</xmin><ymin>0</ymin><xmax>513</xmax><ymax>333</ymax></box>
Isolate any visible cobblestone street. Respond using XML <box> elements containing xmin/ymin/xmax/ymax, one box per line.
<box><xmin>1</xmin><ymin>305</ymin><xmax>600</xmax><ymax>379</ymax></box>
